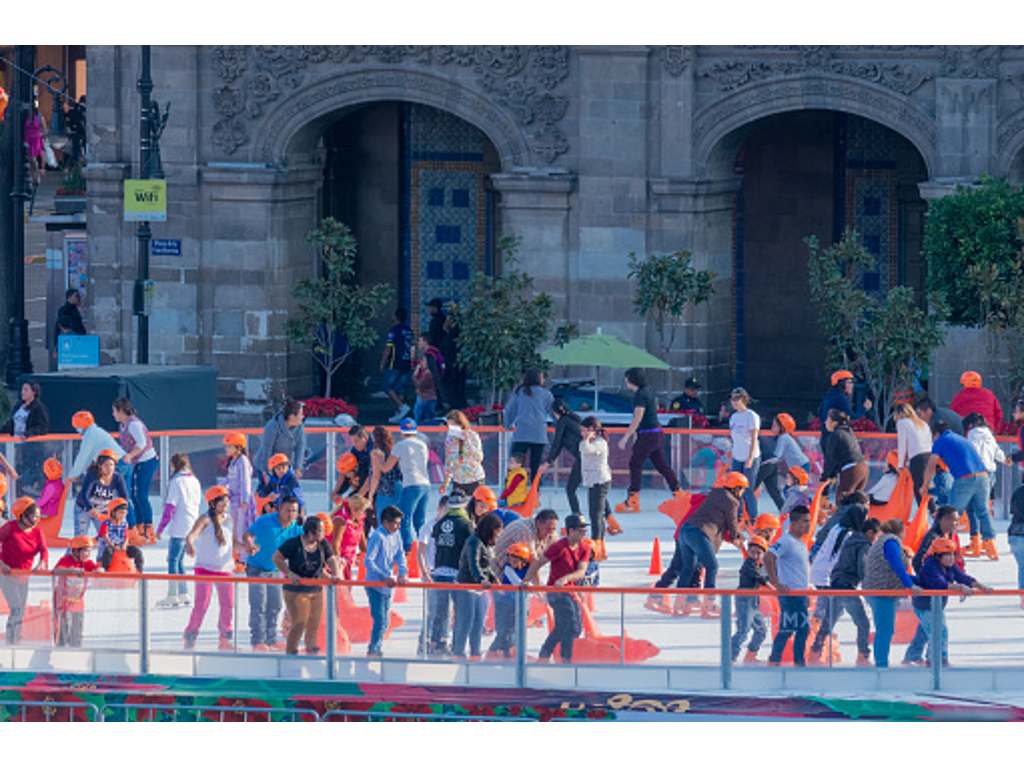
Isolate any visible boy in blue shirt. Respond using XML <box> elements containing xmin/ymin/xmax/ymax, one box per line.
<box><xmin>257</xmin><ymin>453</ymin><xmax>305</xmax><ymax>514</ymax></box>
<box><xmin>364</xmin><ymin>505</ymin><xmax>407</xmax><ymax>657</ymax></box>
<box><xmin>243</xmin><ymin>496</ymin><xmax>301</xmax><ymax>650</ymax></box>
<box><xmin>488</xmin><ymin>542</ymin><xmax>531</xmax><ymax>658</ymax></box>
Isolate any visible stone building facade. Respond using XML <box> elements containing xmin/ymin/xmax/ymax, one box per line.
<box><xmin>82</xmin><ymin>45</ymin><xmax>1024</xmax><ymax>411</ymax></box>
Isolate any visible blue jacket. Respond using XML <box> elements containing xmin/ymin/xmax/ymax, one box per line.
<box><xmin>818</xmin><ymin>387</ymin><xmax>853</xmax><ymax>432</ymax></box>
<box><xmin>364</xmin><ymin>526</ymin><xmax>407</xmax><ymax>593</ymax></box>
<box><xmin>503</xmin><ymin>386</ymin><xmax>554</xmax><ymax>444</ymax></box>
<box><xmin>256</xmin><ymin>469</ymin><xmax>304</xmax><ymax>511</ymax></box>
<box><xmin>912</xmin><ymin>555</ymin><xmax>975</xmax><ymax>611</ymax></box>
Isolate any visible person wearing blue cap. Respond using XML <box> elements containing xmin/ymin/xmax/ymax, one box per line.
<box><xmin>392</xmin><ymin>418</ymin><xmax>431</xmax><ymax>553</ymax></box>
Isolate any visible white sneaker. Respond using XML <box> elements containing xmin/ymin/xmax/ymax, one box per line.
<box><xmin>388</xmin><ymin>405</ymin><xmax>410</xmax><ymax>424</ymax></box>
<box><xmin>178</xmin><ymin>594</ymin><xmax>191</xmax><ymax>607</ymax></box>
<box><xmin>156</xmin><ymin>596</ymin><xmax>178</xmax><ymax>609</ymax></box>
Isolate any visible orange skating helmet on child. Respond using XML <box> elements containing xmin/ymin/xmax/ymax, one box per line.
<box><xmin>43</xmin><ymin>457</ymin><xmax>63</xmax><ymax>481</ymax></box>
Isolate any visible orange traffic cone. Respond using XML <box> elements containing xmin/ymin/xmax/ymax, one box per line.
<box><xmin>648</xmin><ymin>537</ymin><xmax>663</xmax><ymax>576</ymax></box>
<box><xmin>357</xmin><ymin>552</ymin><xmax>366</xmax><ymax>581</ymax></box>
<box><xmin>406</xmin><ymin>542</ymin><xmax>420</xmax><ymax>579</ymax></box>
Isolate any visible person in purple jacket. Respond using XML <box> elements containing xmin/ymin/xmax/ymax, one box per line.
<box><xmin>911</xmin><ymin>537</ymin><xmax>990</xmax><ymax>667</ymax></box>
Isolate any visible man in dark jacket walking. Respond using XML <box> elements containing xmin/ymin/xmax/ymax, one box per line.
<box><xmin>807</xmin><ymin>517</ymin><xmax>880</xmax><ymax>665</ymax></box>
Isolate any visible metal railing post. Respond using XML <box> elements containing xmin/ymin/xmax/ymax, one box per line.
<box><xmin>515</xmin><ymin>588</ymin><xmax>527</xmax><ymax>688</ymax></box>
<box><xmin>327</xmin><ymin>431</ymin><xmax>337</xmax><ymax>501</ymax></box>
<box><xmin>139</xmin><ymin>578</ymin><xmax>150</xmax><ymax>674</ymax></box>
<box><xmin>5</xmin><ymin>442</ymin><xmax>14</xmax><ymax>503</ymax></box>
<box><xmin>233</xmin><ymin>580</ymin><xmax>239</xmax><ymax>652</ymax></box>
<box><xmin>498</xmin><ymin>431</ymin><xmax>508</xmax><ymax>490</ymax></box>
<box><xmin>930</xmin><ymin>595</ymin><xmax>942</xmax><ymax>691</ymax></box>
<box><xmin>158</xmin><ymin>435</ymin><xmax>169</xmax><ymax>499</ymax></box>
<box><xmin>670</xmin><ymin>430</ymin><xmax>681</xmax><ymax>484</ymax></box>
<box><xmin>720</xmin><ymin>593</ymin><xmax>732</xmax><ymax>690</ymax></box>
<box><xmin>326</xmin><ymin>583</ymin><xmax>336</xmax><ymax>679</ymax></box>
<box><xmin>619</xmin><ymin>591</ymin><xmax>625</xmax><ymax>665</ymax></box>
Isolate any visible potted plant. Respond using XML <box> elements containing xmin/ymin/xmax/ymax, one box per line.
<box><xmin>55</xmin><ymin>162</ymin><xmax>87</xmax><ymax>214</ymax></box>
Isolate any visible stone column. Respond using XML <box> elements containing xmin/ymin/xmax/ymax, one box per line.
<box><xmin>647</xmin><ymin>177</ymin><xmax>742</xmax><ymax>399</ymax></box>
<box><xmin>489</xmin><ymin>169</ymin><xmax>574</xmax><ymax>312</ymax></box>
<box><xmin>934</xmin><ymin>78</ymin><xmax>997</xmax><ymax>178</ymax></box>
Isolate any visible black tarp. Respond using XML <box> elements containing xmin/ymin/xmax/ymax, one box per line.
<box><xmin>19</xmin><ymin>365</ymin><xmax>217</xmax><ymax>432</ymax></box>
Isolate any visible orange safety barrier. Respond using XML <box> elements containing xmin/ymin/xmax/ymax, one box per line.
<box><xmin>904</xmin><ymin>493</ymin><xmax>931</xmax><ymax>553</ymax></box>
<box><xmin>657</xmin><ymin>491</ymin><xmax>692</xmax><ymax>528</ymax></box>
<box><xmin>868</xmin><ymin>469</ymin><xmax>916</xmax><ymax>524</ymax></box>
<box><xmin>801</xmin><ymin>483</ymin><xmax>829</xmax><ymax>550</ymax></box>
<box><xmin>508</xmin><ymin>471</ymin><xmax>544</xmax><ymax>519</ymax></box>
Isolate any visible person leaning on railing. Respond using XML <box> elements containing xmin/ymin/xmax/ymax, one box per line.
<box><xmin>243</xmin><ymin>496</ymin><xmax>301</xmax><ymax>652</ymax></box>
<box><xmin>861</xmin><ymin>518</ymin><xmax>922</xmax><ymax>669</ymax></box>
<box><xmin>0</xmin><ymin>498</ymin><xmax>48</xmax><ymax>645</ymax></box>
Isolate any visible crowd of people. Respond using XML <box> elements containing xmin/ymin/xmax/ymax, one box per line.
<box><xmin>0</xmin><ymin>365</ymin><xmax>1022</xmax><ymax>668</ymax></box>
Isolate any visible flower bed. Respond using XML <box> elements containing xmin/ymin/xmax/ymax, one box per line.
<box><xmin>302</xmin><ymin>397</ymin><xmax>359</xmax><ymax>419</ymax></box>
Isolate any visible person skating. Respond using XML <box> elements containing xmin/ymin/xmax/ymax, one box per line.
<box><xmin>156</xmin><ymin>453</ymin><xmax>201</xmax><ymax>607</ymax></box>
<box><xmin>525</xmin><ymin>514</ymin><xmax>592</xmax><ymax>664</ymax></box>
<box><xmin>243</xmin><ymin>496</ymin><xmax>301</xmax><ymax>651</ymax></box>
<box><xmin>503</xmin><ymin>369</ymin><xmax>555</xmax><ymax>481</ymax></box>
<box><xmin>731</xmin><ymin>535</ymin><xmax>771</xmax><ymax>664</ymax></box>
<box><xmin>500</xmin><ymin>453</ymin><xmax>531</xmax><ymax>509</ymax></box>
<box><xmin>674</xmin><ymin>472</ymin><xmax>746</xmax><ymax>618</ymax></box>
<box><xmin>818</xmin><ymin>370</ymin><xmax>872</xmax><ymax>443</ymax></box>
<box><xmin>0</xmin><ymin>499</ymin><xmax>48</xmax><ymax>645</ymax></box>
<box><xmin>727</xmin><ymin>388</ymin><xmax>763</xmax><ymax>522</ymax></box>
<box><xmin>539</xmin><ymin>398</ymin><xmax>583</xmax><ymax>516</ymax></box>
<box><xmin>223</xmin><ymin>433</ymin><xmax>256</xmax><ymax>556</ymax></box>
<box><xmin>489</xmin><ymin>542</ymin><xmax>531</xmax><ymax>658</ymax></box>
<box><xmin>425</xmin><ymin>491</ymin><xmax>474</xmax><ymax>655</ymax></box>
<box><xmin>363</xmin><ymin>506</ymin><xmax>407</xmax><ymax>657</ymax></box>
<box><xmin>950</xmin><ymin>371</ymin><xmax>1003</xmax><ymax>431</ymax></box>
<box><xmin>577</xmin><ymin>415</ymin><xmax>620</xmax><ymax>561</ymax></box>
<box><xmin>862</xmin><ymin>518</ymin><xmax>920</xmax><ymax>668</ymax></box>
<box><xmin>894</xmin><ymin>403</ymin><xmax>932</xmax><ymax>502</ymax></box>
<box><xmin>616</xmin><ymin>368</ymin><xmax>681</xmax><ymax>514</ymax></box>
<box><xmin>75</xmin><ymin>449</ymin><xmax>129</xmax><ymax>538</ymax></box>
<box><xmin>53</xmin><ymin>536</ymin><xmax>100</xmax><ymax>647</ymax></box>
<box><xmin>821</xmin><ymin>410</ymin><xmax>868</xmax><ymax>496</ymax></box>
<box><xmin>183</xmin><ymin>486</ymin><xmax>238</xmax><ymax>650</ymax></box>
<box><xmin>257</xmin><ymin>453</ymin><xmax>304</xmax><ymax>514</ymax></box>
<box><xmin>452</xmin><ymin>512</ymin><xmax>503</xmax><ymax>660</ymax></box>
<box><xmin>765</xmin><ymin>505</ymin><xmax>812</xmax><ymax>666</ymax></box>
<box><xmin>112</xmin><ymin>397</ymin><xmax>158</xmax><ymax>540</ymax></box>
<box><xmin>274</xmin><ymin>515</ymin><xmax>342</xmax><ymax>656</ymax></box>
<box><xmin>97</xmin><ymin>498</ymin><xmax>144</xmax><ymax>573</ymax></box>
<box><xmin>254</xmin><ymin>400</ymin><xmax>307</xmax><ymax>483</ymax></box>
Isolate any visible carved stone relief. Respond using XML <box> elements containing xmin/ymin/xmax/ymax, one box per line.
<box><xmin>210</xmin><ymin>45</ymin><xmax>571</xmax><ymax>163</ymax></box>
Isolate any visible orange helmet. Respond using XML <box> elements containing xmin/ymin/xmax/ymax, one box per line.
<box><xmin>336</xmin><ymin>453</ymin><xmax>358</xmax><ymax>474</ymax></box>
<box><xmin>930</xmin><ymin>537</ymin><xmax>957</xmax><ymax>556</ymax></box>
<box><xmin>70</xmin><ymin>535</ymin><xmax>94</xmax><ymax>550</ymax></box>
<box><xmin>71</xmin><ymin>410</ymin><xmax>95</xmax><ymax>431</ymax></box>
<box><xmin>0</xmin><ymin>474</ymin><xmax>7</xmax><ymax>497</ymax></box>
<box><xmin>223</xmin><ymin>432</ymin><xmax>247</xmax><ymax>449</ymax></box>
<box><xmin>43</xmin><ymin>457</ymin><xmax>63</xmax><ymax>480</ymax></box>
<box><xmin>754</xmin><ymin>514</ymin><xmax>781</xmax><ymax>531</ymax></box>
<box><xmin>473</xmin><ymin>485</ymin><xmax>498</xmax><ymax>511</ymax></box>
<box><xmin>747</xmin><ymin>535</ymin><xmax>769</xmax><ymax>552</ymax></box>
<box><xmin>960</xmin><ymin>370</ymin><xmax>982</xmax><ymax>389</ymax></box>
<box><xmin>96</xmin><ymin>449</ymin><xmax>118</xmax><ymax>463</ymax></box>
<box><xmin>787</xmin><ymin>466</ymin><xmax>809</xmax><ymax>486</ymax></box>
<box><xmin>11</xmin><ymin>497</ymin><xmax>37</xmax><ymax>519</ymax></box>
<box><xmin>107</xmin><ymin>498</ymin><xmax>129</xmax><ymax>515</ymax></box>
<box><xmin>885</xmin><ymin>450</ymin><xmax>900</xmax><ymax>471</ymax></box>
<box><xmin>830</xmin><ymin>370</ymin><xmax>854</xmax><ymax>387</ymax></box>
<box><xmin>775</xmin><ymin>413</ymin><xmax>796</xmax><ymax>434</ymax></box>
<box><xmin>317</xmin><ymin>512</ymin><xmax>334</xmax><ymax>538</ymax></box>
<box><xmin>205</xmin><ymin>485</ymin><xmax>229</xmax><ymax>505</ymax></box>
<box><xmin>507</xmin><ymin>542</ymin><xmax>532</xmax><ymax>562</ymax></box>
<box><xmin>717</xmin><ymin>471</ymin><xmax>750</xmax><ymax>490</ymax></box>
<box><xmin>267</xmin><ymin>453</ymin><xmax>290</xmax><ymax>471</ymax></box>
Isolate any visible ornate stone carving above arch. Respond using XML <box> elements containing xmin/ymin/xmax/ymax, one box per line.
<box><xmin>692</xmin><ymin>74</ymin><xmax>939</xmax><ymax>178</ymax></box>
<box><xmin>208</xmin><ymin>45</ymin><xmax>570</xmax><ymax>168</ymax></box>
<box><xmin>259</xmin><ymin>69</ymin><xmax>532</xmax><ymax>170</ymax></box>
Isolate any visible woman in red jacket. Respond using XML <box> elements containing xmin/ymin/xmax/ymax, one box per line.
<box><xmin>950</xmin><ymin>371</ymin><xmax>1003</xmax><ymax>430</ymax></box>
<box><xmin>0</xmin><ymin>498</ymin><xmax>49</xmax><ymax>645</ymax></box>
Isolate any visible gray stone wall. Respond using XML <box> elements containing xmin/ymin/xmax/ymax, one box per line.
<box><xmin>82</xmin><ymin>45</ymin><xmax>1024</xmax><ymax>405</ymax></box>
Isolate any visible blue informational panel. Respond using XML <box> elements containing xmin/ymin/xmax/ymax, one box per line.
<box><xmin>57</xmin><ymin>334</ymin><xmax>100</xmax><ymax>370</ymax></box>
<box><xmin>151</xmin><ymin>239</ymin><xmax>182</xmax><ymax>256</ymax></box>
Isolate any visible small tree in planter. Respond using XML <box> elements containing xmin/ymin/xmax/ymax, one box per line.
<box><xmin>55</xmin><ymin>162</ymin><xmax>87</xmax><ymax>213</ymax></box>
<box><xmin>806</xmin><ymin>229</ymin><xmax>947</xmax><ymax>428</ymax></box>
<box><xmin>924</xmin><ymin>177</ymin><xmax>1024</xmax><ymax>407</ymax></box>
<box><xmin>286</xmin><ymin>218</ymin><xmax>394</xmax><ymax>398</ymax></box>
<box><xmin>626</xmin><ymin>249</ymin><xmax>715</xmax><ymax>384</ymax></box>
<box><xmin>449</xmin><ymin>235</ymin><xmax>555</xmax><ymax>405</ymax></box>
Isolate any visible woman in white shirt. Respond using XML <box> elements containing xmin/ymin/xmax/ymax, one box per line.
<box><xmin>893</xmin><ymin>403</ymin><xmax>932</xmax><ymax>501</ymax></box>
<box><xmin>728</xmin><ymin>388</ymin><xmax>761</xmax><ymax>521</ymax></box>
<box><xmin>183</xmin><ymin>486</ymin><xmax>237</xmax><ymax>650</ymax></box>
<box><xmin>156</xmin><ymin>453</ymin><xmax>202</xmax><ymax>608</ymax></box>
<box><xmin>579</xmin><ymin>416</ymin><xmax>615</xmax><ymax>560</ymax></box>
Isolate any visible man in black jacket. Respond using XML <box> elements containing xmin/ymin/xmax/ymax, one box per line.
<box><xmin>426</xmin><ymin>491</ymin><xmax>473</xmax><ymax>655</ymax></box>
<box><xmin>807</xmin><ymin>517</ymin><xmax>880</xmax><ymax>666</ymax></box>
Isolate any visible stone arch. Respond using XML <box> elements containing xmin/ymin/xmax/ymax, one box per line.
<box><xmin>693</xmin><ymin>74</ymin><xmax>939</xmax><ymax>179</ymax></box>
<box><xmin>997</xmin><ymin>108</ymin><xmax>1024</xmax><ymax>184</ymax></box>
<box><xmin>258</xmin><ymin>69</ymin><xmax>530</xmax><ymax>170</ymax></box>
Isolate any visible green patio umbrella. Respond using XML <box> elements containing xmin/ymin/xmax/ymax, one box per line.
<box><xmin>541</xmin><ymin>331</ymin><xmax>670</xmax><ymax>411</ymax></box>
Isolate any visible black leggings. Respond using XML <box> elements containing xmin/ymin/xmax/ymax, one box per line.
<box><xmin>564</xmin><ymin>457</ymin><xmax>582</xmax><ymax>516</ymax></box>
<box><xmin>909</xmin><ymin>453</ymin><xmax>930</xmax><ymax>502</ymax></box>
<box><xmin>753</xmin><ymin>461</ymin><xmax>785</xmax><ymax>511</ymax></box>
<box><xmin>587</xmin><ymin>482</ymin><xmax>609</xmax><ymax>539</ymax></box>
<box><xmin>510</xmin><ymin>442</ymin><xmax>545</xmax><ymax>482</ymax></box>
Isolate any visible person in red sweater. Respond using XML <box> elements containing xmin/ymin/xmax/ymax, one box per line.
<box><xmin>950</xmin><ymin>371</ymin><xmax>1003</xmax><ymax>430</ymax></box>
<box><xmin>53</xmin><ymin>535</ymin><xmax>101</xmax><ymax>647</ymax></box>
<box><xmin>0</xmin><ymin>498</ymin><xmax>49</xmax><ymax>645</ymax></box>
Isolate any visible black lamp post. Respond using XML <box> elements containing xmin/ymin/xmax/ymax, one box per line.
<box><xmin>134</xmin><ymin>45</ymin><xmax>168</xmax><ymax>365</ymax></box>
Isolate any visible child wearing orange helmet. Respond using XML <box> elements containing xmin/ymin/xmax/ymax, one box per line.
<box><xmin>36</xmin><ymin>458</ymin><xmax>65</xmax><ymax>522</ymax></box>
<box><xmin>223</xmin><ymin>433</ymin><xmax>256</xmax><ymax>551</ymax></box>
<box><xmin>488</xmin><ymin>541</ymin><xmax>531</xmax><ymax>658</ymax></box>
<box><xmin>98</xmin><ymin>498</ymin><xmax>144</xmax><ymax>573</ymax></box>
<box><xmin>53</xmin><ymin>536</ymin><xmax>100</xmax><ymax>647</ymax></box>
<box><xmin>731</xmin><ymin>536</ymin><xmax>771</xmax><ymax>664</ymax></box>
<box><xmin>331</xmin><ymin>495</ymin><xmax>368</xmax><ymax>579</ymax></box>
<box><xmin>256</xmin><ymin>453</ymin><xmax>304</xmax><ymax>514</ymax></box>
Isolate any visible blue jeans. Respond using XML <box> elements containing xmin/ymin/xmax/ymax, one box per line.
<box><xmin>247</xmin><ymin>565</ymin><xmax>283</xmax><ymax>647</ymax></box>
<box><xmin>414</xmin><ymin>397</ymin><xmax>437</xmax><ymax>424</ymax></box>
<box><xmin>398</xmin><ymin>484</ymin><xmax>429</xmax><ymax>552</ymax></box>
<box><xmin>1009</xmin><ymin>536</ymin><xmax>1024</xmax><ymax>589</ymax></box>
<box><xmin>167</xmin><ymin>537</ymin><xmax>188</xmax><ymax>596</ymax></box>
<box><xmin>931</xmin><ymin>471</ymin><xmax>953</xmax><ymax>507</ymax></box>
<box><xmin>731</xmin><ymin>596</ymin><xmax>767</xmax><ymax>659</ymax></box>
<box><xmin>375</xmin><ymin>484</ymin><xmax>402</xmax><ymax>520</ymax></box>
<box><xmin>131</xmin><ymin>457</ymin><xmax>159</xmax><ymax>527</ymax></box>
<box><xmin>867</xmin><ymin>595</ymin><xmax>898</xmax><ymax>668</ymax></box>
<box><xmin>366</xmin><ymin>587</ymin><xmax>392</xmax><ymax>654</ymax></box>
<box><xmin>452</xmin><ymin>590</ymin><xmax>485</xmax><ymax>657</ymax></box>
<box><xmin>913</xmin><ymin>607</ymin><xmax>948</xmax><ymax>663</ymax></box>
<box><xmin>116</xmin><ymin>461</ymin><xmax>136</xmax><ymax>526</ymax></box>
<box><xmin>428</xmin><ymin>573</ymin><xmax>456</xmax><ymax>650</ymax></box>
<box><xmin>731</xmin><ymin>457</ymin><xmax>761</xmax><ymax>522</ymax></box>
<box><xmin>676</xmin><ymin>524</ymin><xmax>719</xmax><ymax>589</ymax></box>
<box><xmin>769</xmin><ymin>595</ymin><xmax>809</xmax><ymax>664</ymax></box>
<box><xmin>490</xmin><ymin>593</ymin><xmax>517</xmax><ymax>655</ymax></box>
<box><xmin>950</xmin><ymin>474</ymin><xmax>994</xmax><ymax>539</ymax></box>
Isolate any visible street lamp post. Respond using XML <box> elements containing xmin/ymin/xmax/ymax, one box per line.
<box><xmin>134</xmin><ymin>45</ymin><xmax>168</xmax><ymax>365</ymax></box>
<box><xmin>5</xmin><ymin>45</ymin><xmax>36</xmax><ymax>386</ymax></box>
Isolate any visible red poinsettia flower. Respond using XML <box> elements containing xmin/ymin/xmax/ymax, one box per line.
<box><xmin>204</xmin><ymin>696</ymin><xmax>274</xmax><ymax>722</ymax></box>
<box><xmin>117</xmin><ymin>694</ymin><xmax>179</xmax><ymax>722</ymax></box>
<box><xmin>13</xmin><ymin>692</ymin><xmax>91</xmax><ymax>722</ymax></box>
